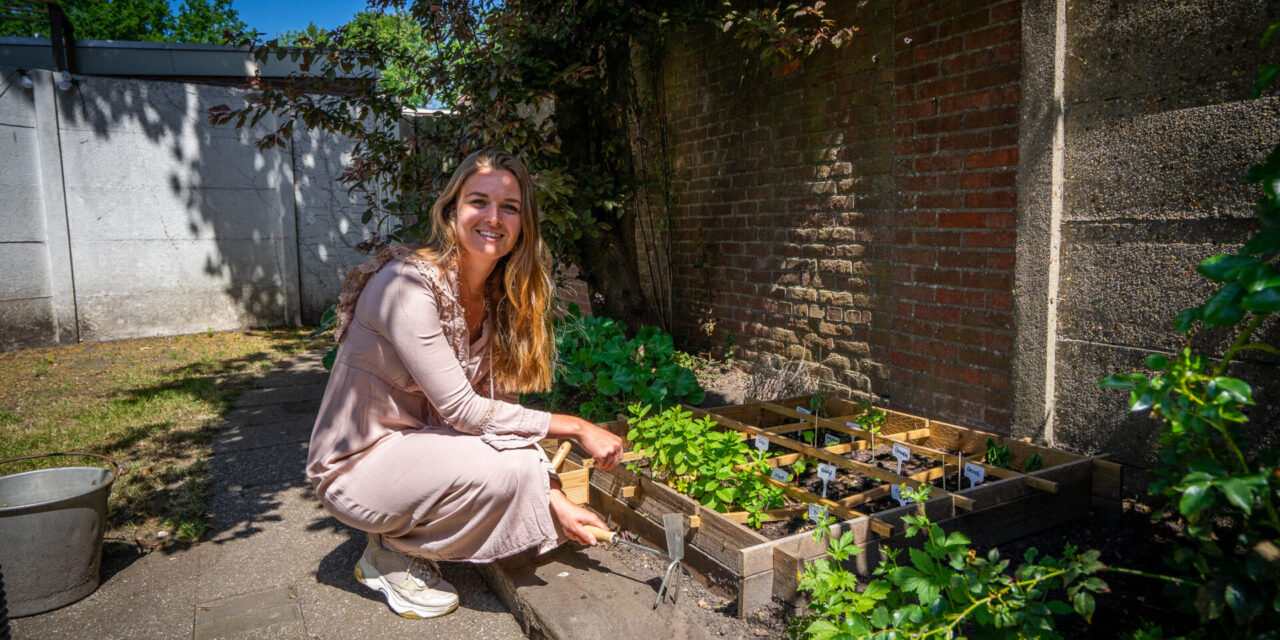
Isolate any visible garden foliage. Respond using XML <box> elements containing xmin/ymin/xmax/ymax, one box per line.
<box><xmin>527</xmin><ymin>305</ymin><xmax>704</xmax><ymax>422</ymax></box>
<box><xmin>625</xmin><ymin>404</ymin><xmax>785</xmax><ymax>528</ymax></box>
<box><xmin>793</xmin><ymin>487</ymin><xmax>1108</xmax><ymax>640</ymax></box>
<box><xmin>1096</xmin><ymin>25</ymin><xmax>1280</xmax><ymax>639</ymax></box>
<box><xmin>208</xmin><ymin>0</ymin><xmax>854</xmax><ymax>329</ymax></box>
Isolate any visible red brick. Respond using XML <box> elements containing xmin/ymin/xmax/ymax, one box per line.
<box><xmin>938</xmin><ymin>211</ymin><xmax>987</xmax><ymax>228</ymax></box>
<box><xmin>991</xmin><ymin>1</ymin><xmax>1020</xmax><ymax>24</ymax></box>
<box><xmin>964</xmin><ymin>230</ymin><xmax>1017</xmax><ymax>248</ymax></box>
<box><xmin>965</xmin><ymin>190</ymin><xmax>1017</xmax><ymax>208</ymax></box>
<box><xmin>964</xmin><ymin>23</ymin><xmax>1019</xmax><ymax>50</ymax></box>
<box><xmin>964</xmin><ymin>148</ymin><xmax>1018</xmax><ymax>169</ymax></box>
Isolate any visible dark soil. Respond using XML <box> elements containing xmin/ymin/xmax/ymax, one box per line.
<box><xmin>600</xmin><ymin>539</ymin><xmax>791</xmax><ymax>638</ymax></box>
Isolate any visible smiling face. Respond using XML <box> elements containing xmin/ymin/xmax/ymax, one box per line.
<box><xmin>453</xmin><ymin>166</ymin><xmax>523</xmax><ymax>268</ymax></box>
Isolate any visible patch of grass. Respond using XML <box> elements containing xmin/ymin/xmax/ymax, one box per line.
<box><xmin>0</xmin><ymin>329</ymin><xmax>312</xmax><ymax>542</ymax></box>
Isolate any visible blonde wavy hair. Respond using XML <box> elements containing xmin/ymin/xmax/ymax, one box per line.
<box><xmin>414</xmin><ymin>148</ymin><xmax>555</xmax><ymax>394</ymax></box>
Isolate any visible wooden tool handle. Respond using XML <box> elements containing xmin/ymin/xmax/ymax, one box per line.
<box><xmin>550</xmin><ymin>441</ymin><xmax>573</xmax><ymax>472</ymax></box>
<box><xmin>582</xmin><ymin>525</ymin><xmax>615</xmax><ymax>543</ymax></box>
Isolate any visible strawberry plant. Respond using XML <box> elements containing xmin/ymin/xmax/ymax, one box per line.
<box><xmin>530</xmin><ymin>305</ymin><xmax>705</xmax><ymax>421</ymax></box>
<box><xmin>792</xmin><ymin>486</ymin><xmax>1109</xmax><ymax>639</ymax></box>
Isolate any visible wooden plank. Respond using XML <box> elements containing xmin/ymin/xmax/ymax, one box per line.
<box><xmin>836</xmin><ymin>464</ymin><xmax>951</xmax><ymax>508</ymax></box>
<box><xmin>692</xmin><ymin>405</ymin><xmax>976</xmax><ymax>512</ymax></box>
<box><xmin>1091</xmin><ymin>458</ymin><xmax>1123</xmax><ymax>502</ymax></box>
<box><xmin>738</xmin><ymin>570</ymin><xmax>775</xmax><ymax>619</ymax></box>
<box><xmin>722</xmin><ymin>505</ymin><xmax>809</xmax><ymax>524</ymax></box>
<box><xmin>927</xmin><ymin>419</ymin><xmax>1082</xmax><ymax>469</ymax></box>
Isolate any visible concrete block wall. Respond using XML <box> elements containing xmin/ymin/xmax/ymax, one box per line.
<box><xmin>662</xmin><ymin>0</ymin><xmax>1022</xmax><ymax>430</ymax></box>
<box><xmin>1016</xmin><ymin>0</ymin><xmax>1280</xmax><ymax>462</ymax></box>
<box><xmin>0</xmin><ymin>65</ymin><xmax>373</xmax><ymax>350</ymax></box>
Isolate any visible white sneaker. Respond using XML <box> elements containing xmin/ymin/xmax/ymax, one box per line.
<box><xmin>354</xmin><ymin>533</ymin><xmax>460</xmax><ymax>619</ymax></box>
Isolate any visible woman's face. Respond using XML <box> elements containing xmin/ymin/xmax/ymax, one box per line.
<box><xmin>453</xmin><ymin>166</ymin><xmax>523</xmax><ymax>266</ymax></box>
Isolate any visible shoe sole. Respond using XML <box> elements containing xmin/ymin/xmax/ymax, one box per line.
<box><xmin>355</xmin><ymin>558</ymin><xmax>460</xmax><ymax>619</ymax></box>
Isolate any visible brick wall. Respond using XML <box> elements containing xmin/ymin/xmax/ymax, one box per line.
<box><xmin>660</xmin><ymin>0</ymin><xmax>1020</xmax><ymax>431</ymax></box>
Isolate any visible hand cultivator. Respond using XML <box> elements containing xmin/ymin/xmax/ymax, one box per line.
<box><xmin>584</xmin><ymin>512</ymin><xmax>685</xmax><ymax>609</ymax></box>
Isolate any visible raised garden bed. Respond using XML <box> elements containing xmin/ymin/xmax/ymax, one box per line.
<box><xmin>551</xmin><ymin>393</ymin><xmax>1121</xmax><ymax>618</ymax></box>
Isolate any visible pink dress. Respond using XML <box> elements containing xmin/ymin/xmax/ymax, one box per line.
<box><xmin>305</xmin><ymin>247</ymin><xmax>559</xmax><ymax>562</ymax></box>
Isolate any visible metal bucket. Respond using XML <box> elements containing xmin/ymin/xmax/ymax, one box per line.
<box><xmin>0</xmin><ymin>453</ymin><xmax>121</xmax><ymax>617</ymax></box>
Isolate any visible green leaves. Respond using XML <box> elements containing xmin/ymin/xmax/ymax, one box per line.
<box><xmin>624</xmin><ymin>404</ymin><xmax>785</xmax><ymax>528</ymax></box>
<box><xmin>793</xmin><ymin>488</ymin><xmax>1108</xmax><ymax>639</ymax></box>
<box><xmin>531</xmin><ymin>313</ymin><xmax>704</xmax><ymax>421</ymax></box>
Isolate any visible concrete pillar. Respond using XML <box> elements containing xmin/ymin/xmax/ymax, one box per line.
<box><xmin>1012</xmin><ymin>0</ymin><xmax>1066</xmax><ymax>443</ymax></box>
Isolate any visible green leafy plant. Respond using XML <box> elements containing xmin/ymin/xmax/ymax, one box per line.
<box><xmin>1025</xmin><ymin>453</ymin><xmax>1044</xmax><ymax>473</ymax></box>
<box><xmin>1095</xmin><ymin>23</ymin><xmax>1280</xmax><ymax>638</ymax></box>
<box><xmin>793</xmin><ymin>486</ymin><xmax>1109</xmax><ymax>639</ymax></box>
<box><xmin>854</xmin><ymin>399</ymin><xmax>887</xmax><ymax>450</ymax></box>
<box><xmin>626</xmin><ymin>404</ymin><xmax>785</xmax><ymax>528</ymax></box>
<box><xmin>985</xmin><ymin>437</ymin><xmax>1012</xmax><ymax>470</ymax></box>
<box><xmin>794</xmin><ymin>460</ymin><xmax>810</xmax><ymax>475</ymax></box>
<box><xmin>533</xmin><ymin>306</ymin><xmax>704</xmax><ymax>421</ymax></box>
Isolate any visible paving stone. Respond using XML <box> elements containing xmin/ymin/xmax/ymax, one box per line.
<box><xmin>194</xmin><ymin>586</ymin><xmax>303</xmax><ymax>640</ymax></box>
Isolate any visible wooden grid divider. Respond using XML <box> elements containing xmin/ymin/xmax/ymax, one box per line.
<box><xmin>684</xmin><ymin>405</ymin><xmax>977</xmax><ymax>513</ymax></box>
<box><xmin>755</xmin><ymin>402</ymin><xmax>1058</xmax><ymax>494</ymax></box>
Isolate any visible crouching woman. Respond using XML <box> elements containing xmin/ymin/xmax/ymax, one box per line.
<box><xmin>305</xmin><ymin>148</ymin><xmax>624</xmax><ymax>619</ymax></box>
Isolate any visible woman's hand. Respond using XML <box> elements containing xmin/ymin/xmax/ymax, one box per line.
<box><xmin>577</xmin><ymin>422</ymin><xmax>623</xmax><ymax>470</ymax></box>
<box><xmin>548</xmin><ymin>414</ymin><xmax>624</xmax><ymax>471</ymax></box>
<box><xmin>549</xmin><ymin>488</ymin><xmax>609</xmax><ymax>546</ymax></box>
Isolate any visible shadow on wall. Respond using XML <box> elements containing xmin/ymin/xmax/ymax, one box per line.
<box><xmin>50</xmin><ymin>72</ymin><xmax>370</xmax><ymax>339</ymax></box>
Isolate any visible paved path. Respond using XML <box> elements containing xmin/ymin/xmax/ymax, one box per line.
<box><xmin>11</xmin><ymin>348</ymin><xmax>527</xmax><ymax>639</ymax></box>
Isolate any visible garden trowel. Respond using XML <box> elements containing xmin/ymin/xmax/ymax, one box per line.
<box><xmin>584</xmin><ymin>512</ymin><xmax>685</xmax><ymax>609</ymax></box>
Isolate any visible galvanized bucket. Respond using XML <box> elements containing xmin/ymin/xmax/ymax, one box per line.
<box><xmin>0</xmin><ymin>453</ymin><xmax>121</xmax><ymax>617</ymax></box>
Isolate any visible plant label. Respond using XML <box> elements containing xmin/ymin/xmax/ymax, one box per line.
<box><xmin>770</xmin><ymin>467</ymin><xmax>789</xmax><ymax>483</ymax></box>
<box><xmin>891</xmin><ymin>483</ymin><xmax>913</xmax><ymax>506</ymax></box>
<box><xmin>808</xmin><ymin>503</ymin><xmax>826</xmax><ymax>524</ymax></box>
<box><xmin>816</xmin><ymin>463</ymin><xmax>837</xmax><ymax>482</ymax></box>
<box><xmin>824</xmin><ymin>433</ymin><xmax>840</xmax><ymax>447</ymax></box>
<box><xmin>846</xmin><ymin>421</ymin><xmax>861</xmax><ymax>429</ymax></box>
<box><xmin>755</xmin><ymin>435</ymin><xmax>770</xmax><ymax>452</ymax></box>
<box><xmin>892</xmin><ymin>442</ymin><xmax>911</xmax><ymax>474</ymax></box>
<box><xmin>795</xmin><ymin>406</ymin><xmax>811</xmax><ymax>415</ymax></box>
<box><xmin>964</xmin><ymin>462</ymin><xmax>986</xmax><ymax>487</ymax></box>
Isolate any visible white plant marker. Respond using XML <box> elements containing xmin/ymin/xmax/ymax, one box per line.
<box><xmin>964</xmin><ymin>462</ymin><xmax>986</xmax><ymax>488</ymax></box>
<box><xmin>824</xmin><ymin>433</ymin><xmax>840</xmax><ymax>447</ymax></box>
<box><xmin>755</xmin><ymin>435</ymin><xmax>769</xmax><ymax>452</ymax></box>
<box><xmin>891</xmin><ymin>483</ymin><xmax>913</xmax><ymax>506</ymax></box>
<box><xmin>808</xmin><ymin>503</ymin><xmax>826</xmax><ymax>524</ymax></box>
<box><xmin>795</xmin><ymin>406</ymin><xmax>811</xmax><ymax>415</ymax></box>
<box><xmin>817</xmin><ymin>463</ymin><xmax>836</xmax><ymax>498</ymax></box>
<box><xmin>770</xmin><ymin>466</ymin><xmax>789</xmax><ymax>483</ymax></box>
<box><xmin>891</xmin><ymin>443</ymin><xmax>911</xmax><ymax>475</ymax></box>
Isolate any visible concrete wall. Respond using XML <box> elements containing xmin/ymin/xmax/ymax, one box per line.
<box><xmin>0</xmin><ymin>63</ymin><xmax>372</xmax><ymax>350</ymax></box>
<box><xmin>1015</xmin><ymin>0</ymin><xmax>1280</xmax><ymax>464</ymax></box>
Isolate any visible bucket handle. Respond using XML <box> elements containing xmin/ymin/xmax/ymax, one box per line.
<box><xmin>0</xmin><ymin>452</ymin><xmax>124</xmax><ymax>479</ymax></box>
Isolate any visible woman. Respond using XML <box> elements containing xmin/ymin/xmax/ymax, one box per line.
<box><xmin>305</xmin><ymin>148</ymin><xmax>624</xmax><ymax>619</ymax></box>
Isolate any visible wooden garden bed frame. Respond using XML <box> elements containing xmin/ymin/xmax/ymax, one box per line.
<box><xmin>548</xmin><ymin>394</ymin><xmax>1122</xmax><ymax>617</ymax></box>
